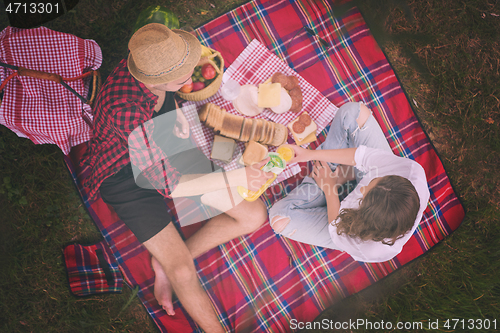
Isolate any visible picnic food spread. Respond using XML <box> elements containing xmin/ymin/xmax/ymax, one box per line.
<box><xmin>237</xmin><ymin>146</ymin><xmax>294</xmax><ymax>201</ymax></box>
<box><xmin>230</xmin><ymin>72</ymin><xmax>302</xmax><ymax>116</ymax></box>
<box><xmin>257</xmin><ymin>83</ymin><xmax>282</xmax><ymax>108</ymax></box>
<box><xmin>276</xmin><ymin>145</ymin><xmax>295</xmax><ymax>162</ymax></box>
<box><xmin>270</xmin><ymin>87</ymin><xmax>293</xmax><ymax>114</ymax></box>
<box><xmin>182</xmin><ymin>61</ymin><xmax>219</xmax><ymax>93</ymax></box>
<box><xmin>197</xmin><ymin>68</ymin><xmax>317</xmax><ymax>167</ymax></box>
<box><xmin>232</xmin><ymin>85</ymin><xmax>264</xmax><ymax>116</ymax></box>
<box><xmin>241</xmin><ymin>141</ymin><xmax>268</xmax><ymax>166</ymax></box>
<box><xmin>287</xmin><ymin>111</ymin><xmax>317</xmax><ymax>145</ymax></box>
<box><xmin>210</xmin><ymin>135</ymin><xmax>237</xmax><ymax>163</ymax></box>
<box><xmin>270</xmin><ymin>73</ymin><xmax>303</xmax><ymax>113</ymax></box>
<box><xmin>177</xmin><ymin>47</ymin><xmax>224</xmax><ymax>101</ymax></box>
<box><xmin>198</xmin><ymin>103</ymin><xmax>288</xmax><ymax>147</ymax></box>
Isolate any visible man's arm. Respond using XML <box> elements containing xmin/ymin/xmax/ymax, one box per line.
<box><xmin>170</xmin><ymin>158</ymin><xmax>273</xmax><ymax>198</ymax></box>
<box><xmin>170</xmin><ymin>169</ymin><xmax>243</xmax><ymax>198</ymax></box>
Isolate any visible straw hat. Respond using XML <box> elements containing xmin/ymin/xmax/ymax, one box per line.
<box><xmin>127</xmin><ymin>23</ymin><xmax>201</xmax><ymax>85</ymax></box>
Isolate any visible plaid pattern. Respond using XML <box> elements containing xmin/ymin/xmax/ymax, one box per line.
<box><xmin>63</xmin><ymin>241</ymin><xmax>123</xmax><ymax>296</ymax></box>
<box><xmin>80</xmin><ymin>59</ymin><xmax>181</xmax><ymax>200</ymax></box>
<box><xmin>64</xmin><ymin>0</ymin><xmax>465</xmax><ymax>331</ymax></box>
<box><xmin>0</xmin><ymin>26</ymin><xmax>102</xmax><ymax>154</ymax></box>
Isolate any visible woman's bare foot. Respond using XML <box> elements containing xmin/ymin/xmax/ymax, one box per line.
<box><xmin>151</xmin><ymin>256</ymin><xmax>175</xmax><ymax>315</ymax></box>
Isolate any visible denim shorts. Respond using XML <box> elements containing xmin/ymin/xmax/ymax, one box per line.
<box><xmin>269</xmin><ymin>102</ymin><xmax>392</xmax><ymax>249</ymax></box>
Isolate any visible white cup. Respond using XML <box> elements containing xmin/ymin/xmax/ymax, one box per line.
<box><xmin>220</xmin><ymin>79</ymin><xmax>241</xmax><ymax>101</ymax></box>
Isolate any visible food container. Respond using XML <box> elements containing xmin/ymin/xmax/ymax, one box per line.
<box><xmin>176</xmin><ymin>47</ymin><xmax>224</xmax><ymax>101</ymax></box>
<box><xmin>262</xmin><ymin>152</ymin><xmax>286</xmax><ymax>174</ymax></box>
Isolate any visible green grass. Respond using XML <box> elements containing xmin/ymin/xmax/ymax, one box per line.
<box><xmin>1</xmin><ymin>0</ymin><xmax>499</xmax><ymax>332</ymax></box>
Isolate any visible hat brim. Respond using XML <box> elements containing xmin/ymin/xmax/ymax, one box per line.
<box><xmin>127</xmin><ymin>29</ymin><xmax>201</xmax><ymax>85</ymax></box>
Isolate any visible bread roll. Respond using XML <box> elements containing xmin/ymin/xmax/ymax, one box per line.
<box><xmin>203</xmin><ymin>104</ymin><xmax>216</xmax><ymax>128</ymax></box>
<box><xmin>260</xmin><ymin>121</ymin><xmax>269</xmax><ymax>144</ymax></box>
<box><xmin>242</xmin><ymin>141</ymin><xmax>268</xmax><ymax>166</ymax></box>
<box><xmin>263</xmin><ymin>122</ymin><xmax>274</xmax><ymax>145</ymax></box>
<box><xmin>259</xmin><ymin>119</ymin><xmax>267</xmax><ymax>144</ymax></box>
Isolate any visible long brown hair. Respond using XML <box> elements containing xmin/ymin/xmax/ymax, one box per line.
<box><xmin>333</xmin><ymin>175</ymin><xmax>420</xmax><ymax>245</ymax></box>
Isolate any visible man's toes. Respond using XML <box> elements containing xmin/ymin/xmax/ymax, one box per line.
<box><xmin>163</xmin><ymin>304</ymin><xmax>175</xmax><ymax>316</ymax></box>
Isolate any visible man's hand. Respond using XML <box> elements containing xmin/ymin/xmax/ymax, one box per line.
<box><xmin>311</xmin><ymin>161</ymin><xmax>338</xmax><ymax>196</ymax></box>
<box><xmin>244</xmin><ymin>157</ymin><xmax>274</xmax><ymax>192</ymax></box>
<box><xmin>173</xmin><ymin>109</ymin><xmax>190</xmax><ymax>139</ymax></box>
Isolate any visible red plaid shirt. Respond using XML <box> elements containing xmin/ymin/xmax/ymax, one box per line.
<box><xmin>81</xmin><ymin>59</ymin><xmax>181</xmax><ymax>200</ymax></box>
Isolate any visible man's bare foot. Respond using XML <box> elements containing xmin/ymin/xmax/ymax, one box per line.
<box><xmin>151</xmin><ymin>256</ymin><xmax>175</xmax><ymax>315</ymax></box>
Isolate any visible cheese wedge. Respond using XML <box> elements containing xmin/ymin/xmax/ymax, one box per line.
<box><xmin>295</xmin><ymin>131</ymin><xmax>317</xmax><ymax>146</ymax></box>
<box><xmin>258</xmin><ymin>83</ymin><xmax>281</xmax><ymax>108</ymax></box>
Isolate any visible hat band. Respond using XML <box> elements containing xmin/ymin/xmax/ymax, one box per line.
<box><xmin>137</xmin><ymin>35</ymin><xmax>191</xmax><ymax>78</ymax></box>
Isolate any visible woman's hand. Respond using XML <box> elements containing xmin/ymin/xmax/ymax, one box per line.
<box><xmin>311</xmin><ymin>160</ymin><xmax>338</xmax><ymax>196</ymax></box>
<box><xmin>173</xmin><ymin>109</ymin><xmax>190</xmax><ymax>139</ymax></box>
<box><xmin>286</xmin><ymin>144</ymin><xmax>312</xmax><ymax>164</ymax></box>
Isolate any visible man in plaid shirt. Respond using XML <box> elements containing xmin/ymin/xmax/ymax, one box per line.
<box><xmin>82</xmin><ymin>24</ymin><xmax>273</xmax><ymax>332</ymax></box>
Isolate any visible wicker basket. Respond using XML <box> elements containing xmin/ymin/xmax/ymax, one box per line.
<box><xmin>176</xmin><ymin>48</ymin><xmax>224</xmax><ymax>101</ymax></box>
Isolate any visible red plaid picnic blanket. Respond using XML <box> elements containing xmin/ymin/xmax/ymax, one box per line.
<box><xmin>65</xmin><ymin>0</ymin><xmax>465</xmax><ymax>331</ymax></box>
<box><xmin>63</xmin><ymin>240</ymin><xmax>123</xmax><ymax>297</ymax></box>
<box><xmin>0</xmin><ymin>26</ymin><xmax>102</xmax><ymax>154</ymax></box>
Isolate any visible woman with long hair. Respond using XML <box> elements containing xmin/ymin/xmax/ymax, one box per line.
<box><xmin>269</xmin><ymin>102</ymin><xmax>430</xmax><ymax>262</ymax></box>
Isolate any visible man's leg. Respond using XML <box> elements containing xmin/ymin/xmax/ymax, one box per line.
<box><xmin>100</xmin><ymin>166</ymin><xmax>227</xmax><ymax>331</ymax></box>
<box><xmin>185</xmin><ymin>189</ymin><xmax>268</xmax><ymax>258</ymax></box>
<box><xmin>151</xmin><ymin>189</ymin><xmax>268</xmax><ymax>319</ymax></box>
<box><xmin>143</xmin><ymin>223</ymin><xmax>225</xmax><ymax>333</ymax></box>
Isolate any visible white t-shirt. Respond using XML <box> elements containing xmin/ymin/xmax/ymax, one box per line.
<box><xmin>329</xmin><ymin>145</ymin><xmax>430</xmax><ymax>262</ymax></box>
